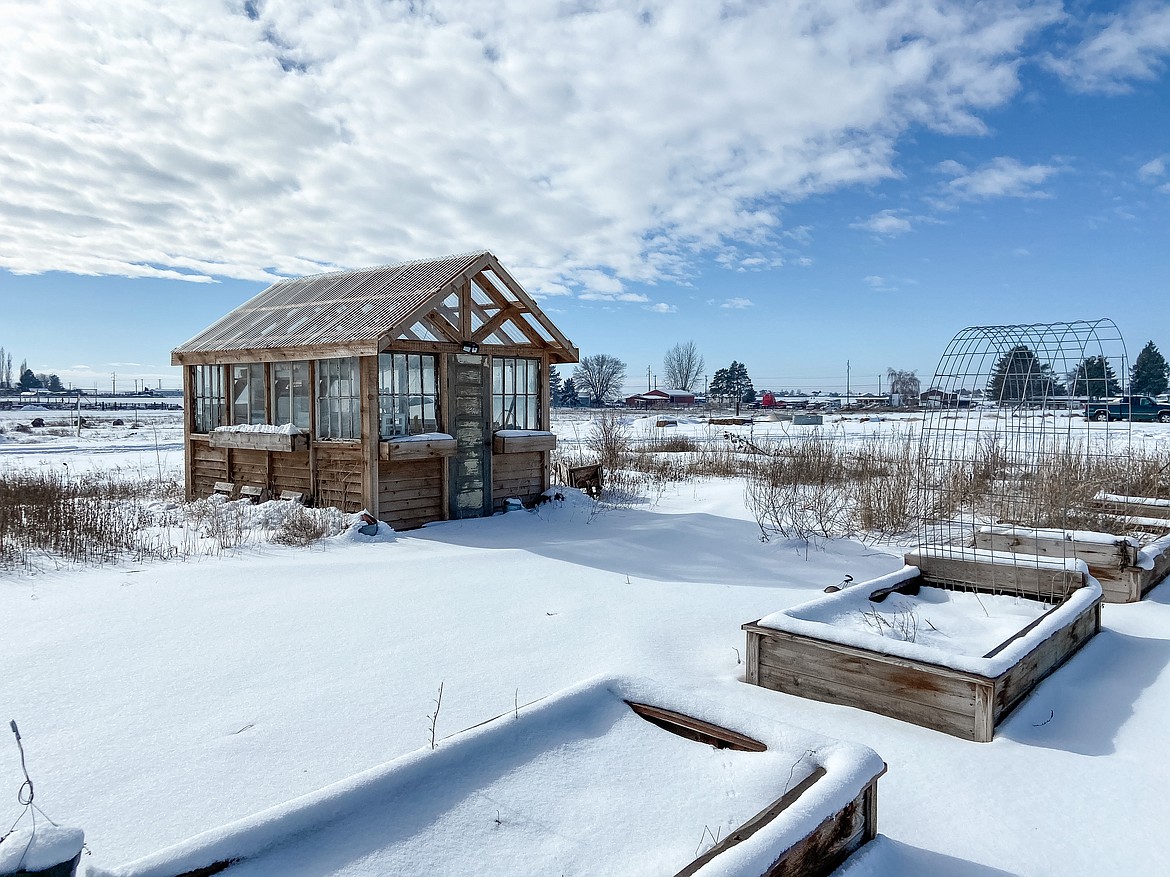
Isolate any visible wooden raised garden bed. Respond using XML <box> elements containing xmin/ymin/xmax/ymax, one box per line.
<box><xmin>972</xmin><ymin>526</ymin><xmax>1170</xmax><ymax>603</ymax></box>
<box><xmin>744</xmin><ymin>566</ymin><xmax>1102</xmax><ymax>742</ymax></box>
<box><xmin>107</xmin><ymin>679</ymin><xmax>885</xmax><ymax>877</ymax></box>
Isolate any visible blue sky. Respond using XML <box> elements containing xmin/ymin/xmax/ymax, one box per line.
<box><xmin>1</xmin><ymin>0</ymin><xmax>1167</xmax><ymax>396</ymax></box>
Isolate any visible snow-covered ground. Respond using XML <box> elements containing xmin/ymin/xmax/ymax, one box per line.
<box><xmin>2</xmin><ymin>411</ymin><xmax>1170</xmax><ymax>875</ymax></box>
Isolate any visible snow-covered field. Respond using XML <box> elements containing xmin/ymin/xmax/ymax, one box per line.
<box><xmin>2</xmin><ymin>410</ymin><xmax>1170</xmax><ymax>876</ymax></box>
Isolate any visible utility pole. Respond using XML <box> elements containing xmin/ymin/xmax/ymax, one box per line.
<box><xmin>112</xmin><ymin>372</ymin><xmax>116</xmax><ymax>397</ymax></box>
<box><xmin>647</xmin><ymin>365</ymin><xmax>652</xmax><ymax>392</ymax></box>
<box><xmin>846</xmin><ymin>360</ymin><xmax>851</xmax><ymax>407</ymax></box>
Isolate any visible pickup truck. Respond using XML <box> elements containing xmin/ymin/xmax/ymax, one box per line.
<box><xmin>1087</xmin><ymin>395</ymin><xmax>1170</xmax><ymax>423</ymax></box>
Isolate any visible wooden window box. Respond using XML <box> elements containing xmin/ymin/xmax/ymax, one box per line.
<box><xmin>492</xmin><ymin>430</ymin><xmax>556</xmax><ymax>454</ymax></box>
<box><xmin>380</xmin><ymin>434</ymin><xmax>457</xmax><ymax>462</ymax></box>
<box><xmin>209</xmin><ymin>430</ymin><xmax>309</xmax><ymax>453</ymax></box>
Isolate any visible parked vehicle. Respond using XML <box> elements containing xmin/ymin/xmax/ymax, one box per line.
<box><xmin>1087</xmin><ymin>395</ymin><xmax>1170</xmax><ymax>423</ymax></box>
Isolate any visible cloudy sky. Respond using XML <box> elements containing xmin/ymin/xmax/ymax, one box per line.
<box><xmin>1</xmin><ymin>0</ymin><xmax>1167</xmax><ymax>395</ymax></box>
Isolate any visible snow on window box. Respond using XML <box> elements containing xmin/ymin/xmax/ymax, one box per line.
<box><xmin>209</xmin><ymin>424</ymin><xmax>309</xmax><ymax>452</ymax></box>
<box><xmin>379</xmin><ymin>432</ymin><xmax>456</xmax><ymax>462</ymax></box>
<box><xmin>493</xmin><ymin>429</ymin><xmax>556</xmax><ymax>454</ymax></box>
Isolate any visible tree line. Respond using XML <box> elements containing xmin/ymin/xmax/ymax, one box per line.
<box><xmin>986</xmin><ymin>341</ymin><xmax>1169</xmax><ymax>401</ymax></box>
<box><xmin>0</xmin><ymin>346</ymin><xmax>65</xmax><ymax>393</ymax></box>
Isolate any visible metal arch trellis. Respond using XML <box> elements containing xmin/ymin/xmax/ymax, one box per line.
<box><xmin>915</xmin><ymin>319</ymin><xmax>1133</xmax><ymax>593</ymax></box>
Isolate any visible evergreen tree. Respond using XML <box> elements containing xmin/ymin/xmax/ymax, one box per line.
<box><xmin>0</xmin><ymin>346</ymin><xmax>5</xmax><ymax>388</ymax></box>
<box><xmin>1068</xmin><ymin>355</ymin><xmax>1121</xmax><ymax>400</ymax></box>
<box><xmin>17</xmin><ymin>368</ymin><xmax>41</xmax><ymax>391</ymax></box>
<box><xmin>1130</xmin><ymin>341</ymin><xmax>1169</xmax><ymax>396</ymax></box>
<box><xmin>560</xmin><ymin>377</ymin><xmax>580</xmax><ymax>407</ymax></box>
<box><xmin>46</xmin><ymin>374</ymin><xmax>65</xmax><ymax>393</ymax></box>
<box><xmin>549</xmin><ymin>365</ymin><xmax>563</xmax><ymax>407</ymax></box>
<box><xmin>987</xmin><ymin>345</ymin><xmax>1060</xmax><ymax>402</ymax></box>
<box><xmin>710</xmin><ymin>361</ymin><xmax>753</xmax><ymax>414</ymax></box>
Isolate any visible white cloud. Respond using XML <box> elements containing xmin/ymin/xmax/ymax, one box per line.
<box><xmin>940</xmin><ymin>156</ymin><xmax>1063</xmax><ymax>200</ymax></box>
<box><xmin>1138</xmin><ymin>156</ymin><xmax>1167</xmax><ymax>179</ymax></box>
<box><xmin>0</xmin><ymin>0</ymin><xmax>1060</xmax><ymax>291</ymax></box>
<box><xmin>1045</xmin><ymin>2</ymin><xmax>1170</xmax><ymax>94</ymax></box>
<box><xmin>720</xmin><ymin>297</ymin><xmax>753</xmax><ymax>309</ymax></box>
<box><xmin>578</xmin><ymin>291</ymin><xmax>650</xmax><ymax>303</ymax></box>
<box><xmin>644</xmin><ymin>302</ymin><xmax>677</xmax><ymax>314</ymax></box>
<box><xmin>852</xmin><ymin>209</ymin><xmax>913</xmax><ymax>236</ymax></box>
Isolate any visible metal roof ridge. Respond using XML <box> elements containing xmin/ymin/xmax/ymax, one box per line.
<box><xmin>268</xmin><ymin>250</ymin><xmax>493</xmax><ymax>285</ymax></box>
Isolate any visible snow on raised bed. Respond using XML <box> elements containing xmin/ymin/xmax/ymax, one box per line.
<box><xmin>757</xmin><ymin>566</ymin><xmax>1103</xmax><ymax>677</ymax></box>
<box><xmin>91</xmin><ymin>677</ymin><xmax>883</xmax><ymax>877</ymax></box>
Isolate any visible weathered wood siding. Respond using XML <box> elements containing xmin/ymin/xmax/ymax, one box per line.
<box><xmin>379</xmin><ymin>458</ymin><xmax>445</xmax><ymax>531</ymax></box>
<box><xmin>315</xmin><ymin>442</ymin><xmax>364</xmax><ymax>512</ymax></box>
<box><xmin>492</xmin><ymin>451</ymin><xmax>546</xmax><ymax>510</ymax></box>
<box><xmin>190</xmin><ymin>439</ymin><xmax>228</xmax><ymax>498</ymax></box>
<box><xmin>271</xmin><ymin>451</ymin><xmax>312</xmax><ymax>496</ymax></box>
<box><xmin>229</xmin><ymin>448</ymin><xmax>268</xmax><ymax>491</ymax></box>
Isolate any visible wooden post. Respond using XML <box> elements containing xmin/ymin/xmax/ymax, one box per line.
<box><xmin>307</xmin><ymin>360</ymin><xmax>318</xmax><ymax>504</ymax></box>
<box><xmin>438</xmin><ymin>352</ymin><xmax>451</xmax><ymax>520</ymax></box>
<box><xmin>182</xmin><ymin>363</ymin><xmax>194</xmax><ymax>501</ymax></box>
<box><xmin>360</xmin><ymin>355</ymin><xmax>380</xmax><ymax>520</ymax></box>
<box><xmin>540</xmin><ymin>352</ymin><xmax>551</xmax><ymax>493</ymax></box>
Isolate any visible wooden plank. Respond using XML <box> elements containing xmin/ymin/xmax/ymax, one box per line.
<box><xmin>905</xmin><ymin>552</ymin><xmax>1083</xmax><ymax>600</ymax></box>
<box><xmin>675</xmin><ymin>767</ymin><xmax>828</xmax><ymax>877</ymax></box>
<box><xmin>182</xmin><ymin>364</ymin><xmax>194</xmax><ymax>500</ymax></box>
<box><xmin>993</xmin><ymin>599</ymin><xmax>1100</xmax><ymax>722</ymax></box>
<box><xmin>380</xmin><ymin>495</ymin><xmax>445</xmax><ymax>514</ymax></box>
<box><xmin>754</xmin><ymin>662</ymin><xmax>982</xmax><ymax>740</ymax></box>
<box><xmin>745</xmin><ymin>630</ymin><xmax>761</xmax><ymax>685</ymax></box>
<box><xmin>492</xmin><ymin>433</ymin><xmax>556</xmax><ymax>454</ymax></box>
<box><xmin>1089</xmin><ymin>496</ymin><xmax>1170</xmax><ymax>520</ymax></box>
<box><xmin>754</xmin><ymin>644</ymin><xmax>980</xmax><ymax>720</ymax></box>
<box><xmin>974</xmin><ymin>530</ymin><xmax>1134</xmax><ymax>566</ymax></box>
<box><xmin>210</xmin><ymin>430</ymin><xmax>309</xmax><ymax>453</ymax></box>
<box><xmin>376</xmin><ymin>474</ymin><xmax>444</xmax><ymax>493</ymax></box>
<box><xmin>626</xmin><ymin>702</ymin><xmax>766</xmax><ymax>752</ymax></box>
<box><xmin>483</xmin><ymin>256</ymin><xmax>579</xmax><ymax>361</ymax></box>
<box><xmin>380</xmin><ymin>437</ymin><xmax>457</xmax><ymax>462</ymax></box>
<box><xmin>763</xmin><ymin>779</ymin><xmax>876</xmax><ymax>877</ymax></box>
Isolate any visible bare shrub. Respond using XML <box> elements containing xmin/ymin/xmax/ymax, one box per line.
<box><xmin>0</xmin><ymin>468</ymin><xmax>173</xmax><ymax>571</ymax></box>
<box><xmin>270</xmin><ymin>504</ymin><xmax>330</xmax><ymax>546</ymax></box>
<box><xmin>587</xmin><ymin>412</ymin><xmax>630</xmax><ymax>468</ymax></box>
<box><xmin>858</xmin><ymin>602</ymin><xmax>920</xmax><ymax>642</ymax></box>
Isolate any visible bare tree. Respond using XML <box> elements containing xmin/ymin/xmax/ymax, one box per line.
<box><xmin>886</xmin><ymin>368</ymin><xmax>920</xmax><ymax>400</ymax></box>
<box><xmin>573</xmin><ymin>354</ymin><xmax>627</xmax><ymax>406</ymax></box>
<box><xmin>662</xmin><ymin>341</ymin><xmax>705</xmax><ymax>391</ymax></box>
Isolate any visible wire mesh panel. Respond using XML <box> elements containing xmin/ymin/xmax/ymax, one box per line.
<box><xmin>914</xmin><ymin>319</ymin><xmax>1139</xmax><ymax>597</ymax></box>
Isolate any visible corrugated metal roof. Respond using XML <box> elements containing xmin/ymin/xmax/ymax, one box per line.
<box><xmin>173</xmin><ymin>252</ymin><xmax>491</xmax><ymax>357</ymax></box>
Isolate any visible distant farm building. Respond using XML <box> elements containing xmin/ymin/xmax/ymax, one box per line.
<box><xmin>172</xmin><ymin>252</ymin><xmax>578</xmax><ymax>529</ymax></box>
<box><xmin>623</xmin><ymin>389</ymin><xmax>696</xmax><ymax>408</ymax></box>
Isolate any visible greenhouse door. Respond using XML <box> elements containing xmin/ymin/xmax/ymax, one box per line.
<box><xmin>448</xmin><ymin>354</ymin><xmax>492</xmax><ymax>519</ymax></box>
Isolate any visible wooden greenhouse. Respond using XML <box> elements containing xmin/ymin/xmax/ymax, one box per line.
<box><xmin>172</xmin><ymin>251</ymin><xmax>578</xmax><ymax>530</ymax></box>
